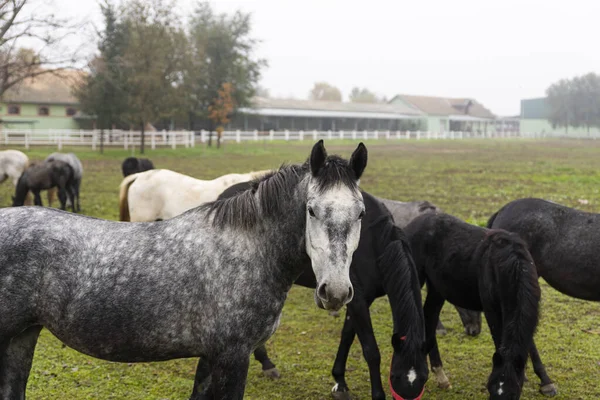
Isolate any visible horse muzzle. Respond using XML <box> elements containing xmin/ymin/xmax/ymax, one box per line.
<box><xmin>314</xmin><ymin>281</ymin><xmax>353</xmax><ymax>311</ymax></box>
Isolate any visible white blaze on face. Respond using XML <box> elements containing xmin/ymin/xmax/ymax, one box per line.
<box><xmin>498</xmin><ymin>381</ymin><xmax>504</xmax><ymax>395</ymax></box>
<box><xmin>306</xmin><ymin>183</ymin><xmax>363</xmax><ymax>305</ymax></box>
<box><xmin>407</xmin><ymin>368</ymin><xmax>417</xmax><ymax>385</ymax></box>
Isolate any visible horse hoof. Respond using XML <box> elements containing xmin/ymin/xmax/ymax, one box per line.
<box><xmin>262</xmin><ymin>367</ymin><xmax>281</xmax><ymax>379</ymax></box>
<box><xmin>436</xmin><ymin>327</ymin><xmax>448</xmax><ymax>336</ymax></box>
<box><xmin>329</xmin><ymin>310</ymin><xmax>340</xmax><ymax>318</ymax></box>
<box><xmin>438</xmin><ymin>380</ymin><xmax>452</xmax><ymax>390</ymax></box>
<box><xmin>540</xmin><ymin>383</ymin><xmax>558</xmax><ymax>397</ymax></box>
<box><xmin>331</xmin><ymin>385</ymin><xmax>351</xmax><ymax>400</ymax></box>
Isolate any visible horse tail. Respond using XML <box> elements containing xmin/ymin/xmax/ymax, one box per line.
<box><xmin>483</xmin><ymin>231</ymin><xmax>540</xmax><ymax>367</ymax></box>
<box><xmin>119</xmin><ymin>173</ymin><xmax>139</xmax><ymax>221</ymax></box>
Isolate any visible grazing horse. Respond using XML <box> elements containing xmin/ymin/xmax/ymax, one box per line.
<box><xmin>12</xmin><ymin>160</ymin><xmax>76</xmax><ymax>212</ymax></box>
<box><xmin>121</xmin><ymin>156</ymin><xmax>154</xmax><ymax>177</ymax></box>
<box><xmin>119</xmin><ymin>168</ymin><xmax>272</xmax><ymax>221</ymax></box>
<box><xmin>0</xmin><ymin>149</ymin><xmax>29</xmax><ymax>187</ymax></box>
<box><xmin>217</xmin><ymin>184</ymin><xmax>429</xmax><ymax>400</ymax></box>
<box><xmin>488</xmin><ymin>197</ymin><xmax>600</xmax><ymax>301</ymax></box>
<box><xmin>0</xmin><ymin>141</ymin><xmax>367</xmax><ymax>400</ymax></box>
<box><xmin>46</xmin><ymin>152</ymin><xmax>83</xmax><ymax>212</ymax></box>
<box><xmin>404</xmin><ymin>212</ymin><xmax>550</xmax><ymax>399</ymax></box>
<box><xmin>379</xmin><ymin>198</ymin><xmax>482</xmax><ymax>337</ymax></box>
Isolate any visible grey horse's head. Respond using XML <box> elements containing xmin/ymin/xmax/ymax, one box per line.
<box><xmin>305</xmin><ymin>141</ymin><xmax>367</xmax><ymax>311</ymax></box>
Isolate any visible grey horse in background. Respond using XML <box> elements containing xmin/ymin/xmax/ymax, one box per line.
<box><xmin>378</xmin><ymin>198</ymin><xmax>482</xmax><ymax>337</ymax></box>
<box><xmin>46</xmin><ymin>152</ymin><xmax>83</xmax><ymax>212</ymax></box>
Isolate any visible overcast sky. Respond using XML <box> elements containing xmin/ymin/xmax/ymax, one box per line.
<box><xmin>54</xmin><ymin>0</ymin><xmax>600</xmax><ymax>116</ymax></box>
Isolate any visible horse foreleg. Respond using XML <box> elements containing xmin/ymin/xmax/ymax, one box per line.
<box><xmin>57</xmin><ymin>187</ymin><xmax>67</xmax><ymax>210</ymax></box>
<box><xmin>32</xmin><ymin>190</ymin><xmax>42</xmax><ymax>207</ymax></box>
<box><xmin>66</xmin><ymin>184</ymin><xmax>76</xmax><ymax>213</ymax></box>
<box><xmin>207</xmin><ymin>352</ymin><xmax>250</xmax><ymax>400</ymax></box>
<box><xmin>530</xmin><ymin>340</ymin><xmax>557</xmax><ymax>396</ymax></box>
<box><xmin>424</xmin><ymin>285</ymin><xmax>451</xmax><ymax>389</ymax></box>
<box><xmin>0</xmin><ymin>325</ymin><xmax>42</xmax><ymax>400</ymax></box>
<box><xmin>253</xmin><ymin>345</ymin><xmax>279</xmax><ymax>379</ymax></box>
<box><xmin>190</xmin><ymin>358</ymin><xmax>212</xmax><ymax>400</ymax></box>
<box><xmin>349</xmin><ymin>299</ymin><xmax>386</xmax><ymax>400</ymax></box>
<box><xmin>331</xmin><ymin>308</ymin><xmax>357</xmax><ymax>400</ymax></box>
<box><xmin>75</xmin><ymin>179</ymin><xmax>81</xmax><ymax>212</ymax></box>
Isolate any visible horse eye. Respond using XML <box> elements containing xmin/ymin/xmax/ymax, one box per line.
<box><xmin>358</xmin><ymin>210</ymin><xmax>365</xmax><ymax>220</ymax></box>
<box><xmin>308</xmin><ymin>207</ymin><xmax>316</xmax><ymax>217</ymax></box>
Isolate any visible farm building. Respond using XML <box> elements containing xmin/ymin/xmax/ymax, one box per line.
<box><xmin>0</xmin><ymin>71</ymin><xmax>91</xmax><ymax>130</ymax></box>
<box><xmin>230</xmin><ymin>97</ymin><xmax>426</xmax><ymax>132</ymax></box>
<box><xmin>389</xmin><ymin>94</ymin><xmax>497</xmax><ymax>134</ymax></box>
<box><xmin>1</xmin><ymin>70</ymin><xmax>523</xmax><ymax>136</ymax></box>
<box><xmin>520</xmin><ymin>97</ymin><xmax>600</xmax><ymax>135</ymax></box>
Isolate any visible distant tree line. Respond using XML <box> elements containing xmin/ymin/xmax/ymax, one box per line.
<box><xmin>308</xmin><ymin>82</ymin><xmax>387</xmax><ymax>103</ymax></box>
<box><xmin>546</xmin><ymin>73</ymin><xmax>600</xmax><ymax>133</ymax></box>
<box><xmin>75</xmin><ymin>0</ymin><xmax>266</xmax><ymax>152</ymax></box>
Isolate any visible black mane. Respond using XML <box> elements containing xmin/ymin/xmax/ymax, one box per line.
<box><xmin>375</xmin><ymin>215</ymin><xmax>425</xmax><ymax>362</ymax></box>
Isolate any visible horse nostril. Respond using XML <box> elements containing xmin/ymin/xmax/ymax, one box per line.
<box><xmin>317</xmin><ymin>283</ymin><xmax>328</xmax><ymax>301</ymax></box>
<box><xmin>347</xmin><ymin>286</ymin><xmax>354</xmax><ymax>302</ymax></box>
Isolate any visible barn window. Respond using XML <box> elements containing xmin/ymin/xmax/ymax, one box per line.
<box><xmin>38</xmin><ymin>106</ymin><xmax>50</xmax><ymax>116</ymax></box>
<box><xmin>7</xmin><ymin>105</ymin><xmax>20</xmax><ymax>115</ymax></box>
<box><xmin>66</xmin><ymin>107</ymin><xmax>77</xmax><ymax>116</ymax></box>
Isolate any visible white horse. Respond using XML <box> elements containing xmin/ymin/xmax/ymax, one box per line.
<box><xmin>0</xmin><ymin>149</ymin><xmax>29</xmax><ymax>186</ymax></box>
<box><xmin>119</xmin><ymin>168</ymin><xmax>272</xmax><ymax>221</ymax></box>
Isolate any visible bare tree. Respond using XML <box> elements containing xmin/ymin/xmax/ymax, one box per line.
<box><xmin>0</xmin><ymin>0</ymin><xmax>84</xmax><ymax>97</ymax></box>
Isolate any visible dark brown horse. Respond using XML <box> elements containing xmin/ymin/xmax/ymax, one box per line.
<box><xmin>121</xmin><ymin>157</ymin><xmax>154</xmax><ymax>177</ymax></box>
<box><xmin>12</xmin><ymin>160</ymin><xmax>76</xmax><ymax>212</ymax></box>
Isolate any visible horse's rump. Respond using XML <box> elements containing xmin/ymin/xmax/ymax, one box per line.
<box><xmin>119</xmin><ymin>173</ymin><xmax>142</xmax><ymax>221</ymax></box>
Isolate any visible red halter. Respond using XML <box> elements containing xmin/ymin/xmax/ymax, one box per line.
<box><xmin>389</xmin><ymin>336</ymin><xmax>425</xmax><ymax>400</ymax></box>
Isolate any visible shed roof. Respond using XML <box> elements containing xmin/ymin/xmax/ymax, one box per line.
<box><xmin>239</xmin><ymin>97</ymin><xmax>424</xmax><ymax>120</ymax></box>
<box><xmin>391</xmin><ymin>94</ymin><xmax>495</xmax><ymax>119</ymax></box>
<box><xmin>2</xmin><ymin>70</ymin><xmax>84</xmax><ymax>105</ymax></box>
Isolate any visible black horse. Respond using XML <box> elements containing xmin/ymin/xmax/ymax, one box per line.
<box><xmin>12</xmin><ymin>160</ymin><xmax>76</xmax><ymax>212</ymax></box>
<box><xmin>404</xmin><ymin>212</ymin><xmax>553</xmax><ymax>399</ymax></box>
<box><xmin>488</xmin><ymin>197</ymin><xmax>600</xmax><ymax>301</ymax></box>
<box><xmin>213</xmin><ymin>182</ymin><xmax>429</xmax><ymax>400</ymax></box>
<box><xmin>121</xmin><ymin>157</ymin><xmax>155</xmax><ymax>177</ymax></box>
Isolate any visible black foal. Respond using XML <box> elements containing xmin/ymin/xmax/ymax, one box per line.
<box><xmin>404</xmin><ymin>212</ymin><xmax>555</xmax><ymax>399</ymax></box>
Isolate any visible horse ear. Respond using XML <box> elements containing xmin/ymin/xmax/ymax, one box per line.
<box><xmin>349</xmin><ymin>142</ymin><xmax>368</xmax><ymax>180</ymax></box>
<box><xmin>310</xmin><ymin>140</ymin><xmax>327</xmax><ymax>176</ymax></box>
<box><xmin>492</xmin><ymin>352</ymin><xmax>503</xmax><ymax>367</ymax></box>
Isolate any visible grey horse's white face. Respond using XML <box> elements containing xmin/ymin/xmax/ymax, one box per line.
<box><xmin>306</xmin><ymin>183</ymin><xmax>364</xmax><ymax>311</ymax></box>
<box><xmin>304</xmin><ymin>141</ymin><xmax>368</xmax><ymax>311</ymax></box>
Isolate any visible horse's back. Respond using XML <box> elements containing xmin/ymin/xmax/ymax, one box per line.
<box><xmin>378</xmin><ymin>197</ymin><xmax>440</xmax><ymax>228</ymax></box>
<box><xmin>46</xmin><ymin>152</ymin><xmax>83</xmax><ymax>179</ymax></box>
<box><xmin>127</xmin><ymin>169</ymin><xmax>206</xmax><ymax>221</ymax></box>
<box><xmin>0</xmin><ymin>149</ymin><xmax>28</xmax><ymax>172</ymax></box>
<box><xmin>491</xmin><ymin>197</ymin><xmax>600</xmax><ymax>300</ymax></box>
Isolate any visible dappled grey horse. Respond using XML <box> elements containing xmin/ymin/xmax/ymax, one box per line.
<box><xmin>378</xmin><ymin>198</ymin><xmax>482</xmax><ymax>337</ymax></box>
<box><xmin>0</xmin><ymin>140</ymin><xmax>368</xmax><ymax>400</ymax></box>
<box><xmin>46</xmin><ymin>152</ymin><xmax>83</xmax><ymax>212</ymax></box>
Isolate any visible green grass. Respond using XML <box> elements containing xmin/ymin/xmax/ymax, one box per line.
<box><xmin>1</xmin><ymin>139</ymin><xmax>600</xmax><ymax>399</ymax></box>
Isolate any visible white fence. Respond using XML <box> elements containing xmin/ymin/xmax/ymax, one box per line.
<box><xmin>0</xmin><ymin>128</ymin><xmax>597</xmax><ymax>149</ymax></box>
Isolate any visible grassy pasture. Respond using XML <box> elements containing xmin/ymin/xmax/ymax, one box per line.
<box><xmin>1</xmin><ymin>139</ymin><xmax>599</xmax><ymax>399</ymax></box>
